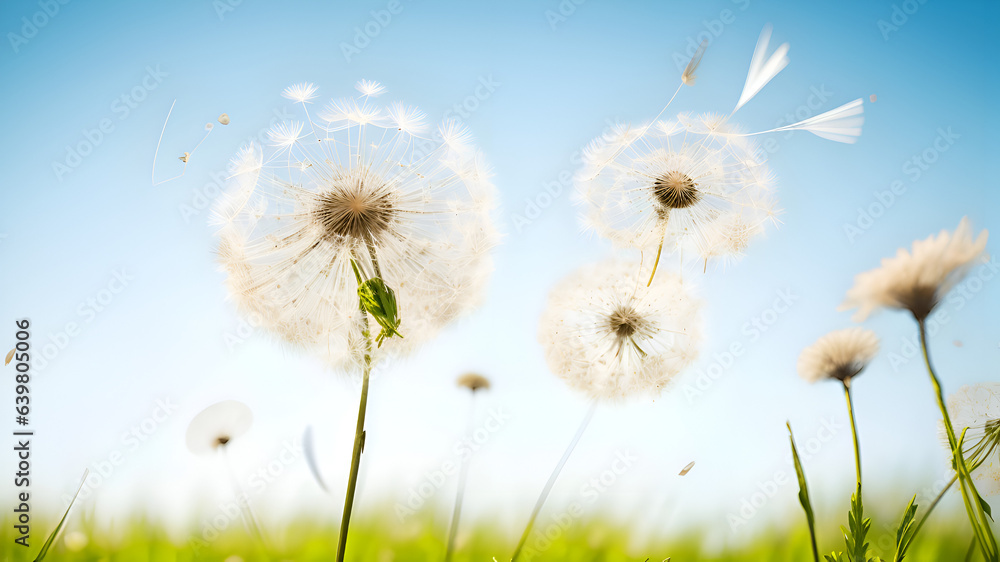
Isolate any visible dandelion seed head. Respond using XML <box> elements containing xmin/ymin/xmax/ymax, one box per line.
<box><xmin>214</xmin><ymin>83</ymin><xmax>498</xmax><ymax>372</ymax></box>
<box><xmin>797</xmin><ymin>328</ymin><xmax>880</xmax><ymax>384</ymax></box>
<box><xmin>576</xmin><ymin>113</ymin><xmax>774</xmax><ymax>266</ymax></box>
<box><xmin>538</xmin><ymin>260</ymin><xmax>702</xmax><ymax>401</ymax></box>
<box><xmin>186</xmin><ymin>400</ymin><xmax>253</xmax><ymax>456</ymax></box>
<box><xmin>841</xmin><ymin>217</ymin><xmax>989</xmax><ymax>322</ymax></box>
<box><xmin>457</xmin><ymin>372</ymin><xmax>491</xmax><ymax>392</ymax></box>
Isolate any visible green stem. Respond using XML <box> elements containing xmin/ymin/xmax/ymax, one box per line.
<box><xmin>335</xmin><ymin>314</ymin><xmax>373</xmax><ymax>562</ymax></box>
<box><xmin>844</xmin><ymin>380</ymin><xmax>862</xmax><ymax>488</ymax></box>
<box><xmin>918</xmin><ymin>319</ymin><xmax>997</xmax><ymax>561</ymax></box>
<box><xmin>909</xmin><ymin>475</ymin><xmax>957</xmax><ymax>548</ymax></box>
<box><xmin>445</xmin><ymin>390</ymin><xmax>479</xmax><ymax>562</ymax></box>
<box><xmin>511</xmin><ymin>401</ymin><xmax>598</xmax><ymax>561</ymax></box>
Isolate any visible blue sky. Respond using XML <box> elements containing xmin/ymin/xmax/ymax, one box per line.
<box><xmin>1</xmin><ymin>0</ymin><xmax>998</xmax><ymax>547</ymax></box>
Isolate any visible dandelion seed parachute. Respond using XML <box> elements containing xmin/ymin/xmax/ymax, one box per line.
<box><xmin>213</xmin><ymin>82</ymin><xmax>498</xmax><ymax>373</ymax></box>
<box><xmin>538</xmin><ymin>260</ymin><xmax>701</xmax><ymax>401</ymax></box>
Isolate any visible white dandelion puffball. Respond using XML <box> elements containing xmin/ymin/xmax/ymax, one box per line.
<box><xmin>575</xmin><ymin>114</ymin><xmax>777</xmax><ymax>266</ymax></box>
<box><xmin>538</xmin><ymin>260</ymin><xmax>702</xmax><ymax>400</ymax></box>
<box><xmin>947</xmin><ymin>383</ymin><xmax>1000</xmax><ymax>496</ymax></box>
<box><xmin>797</xmin><ymin>328</ymin><xmax>880</xmax><ymax>384</ymax></box>
<box><xmin>186</xmin><ymin>400</ymin><xmax>254</xmax><ymax>455</ymax></box>
<box><xmin>213</xmin><ymin>81</ymin><xmax>498</xmax><ymax>372</ymax></box>
<box><xmin>841</xmin><ymin>217</ymin><xmax>988</xmax><ymax>322</ymax></box>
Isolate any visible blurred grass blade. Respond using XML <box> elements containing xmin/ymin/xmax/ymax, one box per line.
<box><xmin>33</xmin><ymin>469</ymin><xmax>88</xmax><ymax>561</ymax></box>
<box><xmin>892</xmin><ymin>495</ymin><xmax>918</xmax><ymax>562</ymax></box>
<box><xmin>788</xmin><ymin>422</ymin><xmax>819</xmax><ymax>562</ymax></box>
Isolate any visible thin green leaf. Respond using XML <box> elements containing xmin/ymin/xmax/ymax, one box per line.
<box><xmin>33</xmin><ymin>469</ymin><xmax>88</xmax><ymax>561</ymax></box>
<box><xmin>892</xmin><ymin>495</ymin><xmax>919</xmax><ymax>562</ymax></box>
<box><xmin>978</xmin><ymin>491</ymin><xmax>994</xmax><ymax>522</ymax></box>
<box><xmin>788</xmin><ymin>422</ymin><xmax>819</xmax><ymax>562</ymax></box>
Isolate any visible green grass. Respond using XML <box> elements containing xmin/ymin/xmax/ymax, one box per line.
<box><xmin>0</xmin><ymin>506</ymin><xmax>977</xmax><ymax>562</ymax></box>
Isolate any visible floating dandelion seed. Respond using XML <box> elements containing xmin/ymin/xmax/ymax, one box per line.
<box><xmin>733</xmin><ymin>24</ymin><xmax>790</xmax><ymax>113</ymax></box>
<box><xmin>797</xmin><ymin>328</ymin><xmax>880</xmax><ymax>385</ymax></box>
<box><xmin>219</xmin><ymin>113</ymin><xmax>231</xmax><ymax>125</ymax></box>
<box><xmin>840</xmin><ymin>217</ymin><xmax>989</xmax><ymax>322</ymax></box>
<box><xmin>303</xmin><ymin>425</ymin><xmax>329</xmax><ymax>493</ymax></box>
<box><xmin>947</xmin><ymin>384</ymin><xmax>1000</xmax><ymax>496</ymax></box>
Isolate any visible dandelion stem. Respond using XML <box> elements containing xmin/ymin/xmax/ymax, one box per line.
<box><xmin>335</xmin><ymin>313</ymin><xmax>374</xmax><ymax>562</ymax></box>
<box><xmin>445</xmin><ymin>390</ymin><xmax>479</xmax><ymax>562</ymax></box>
<box><xmin>843</xmin><ymin>380</ymin><xmax>862</xmax><ymax>487</ymax></box>
<box><xmin>918</xmin><ymin>319</ymin><xmax>998</xmax><ymax>561</ymax></box>
<box><xmin>909</xmin><ymin>474</ymin><xmax>957</xmax><ymax>548</ymax></box>
<box><xmin>511</xmin><ymin>400</ymin><xmax>598</xmax><ymax>561</ymax></box>
<box><xmin>220</xmin><ymin>445</ymin><xmax>269</xmax><ymax>557</ymax></box>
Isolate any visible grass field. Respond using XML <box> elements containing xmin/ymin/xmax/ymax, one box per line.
<box><xmin>0</xmin><ymin>506</ymin><xmax>977</xmax><ymax>561</ymax></box>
